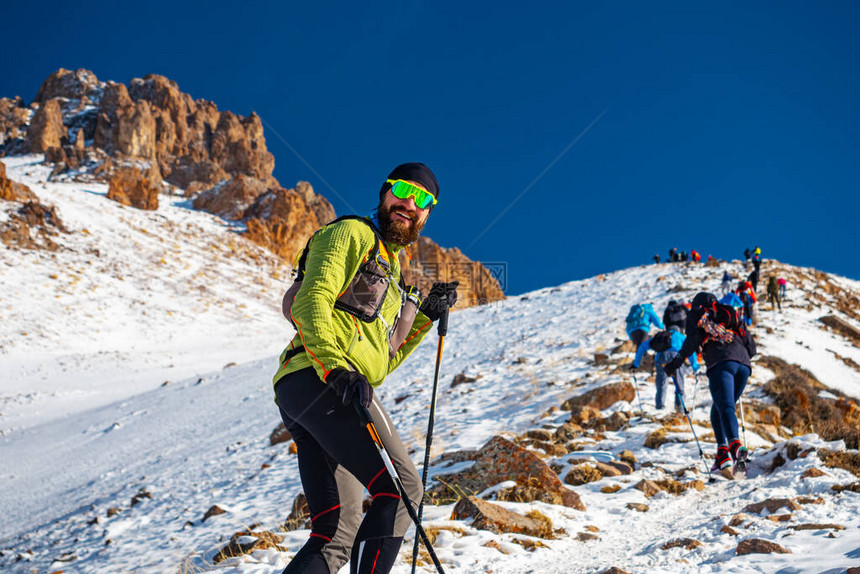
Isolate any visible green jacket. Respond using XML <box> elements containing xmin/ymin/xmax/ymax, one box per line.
<box><xmin>273</xmin><ymin>217</ymin><xmax>433</xmax><ymax>387</ymax></box>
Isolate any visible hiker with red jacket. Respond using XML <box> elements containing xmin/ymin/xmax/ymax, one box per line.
<box><xmin>737</xmin><ymin>281</ymin><xmax>757</xmax><ymax>326</ymax></box>
<box><xmin>664</xmin><ymin>292</ymin><xmax>757</xmax><ymax>478</ymax></box>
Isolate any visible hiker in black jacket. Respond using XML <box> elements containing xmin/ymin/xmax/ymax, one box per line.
<box><xmin>662</xmin><ymin>300</ymin><xmax>687</xmax><ymax>331</ymax></box>
<box><xmin>664</xmin><ymin>292</ymin><xmax>757</xmax><ymax>478</ymax></box>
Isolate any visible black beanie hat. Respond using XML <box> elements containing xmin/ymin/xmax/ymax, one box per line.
<box><xmin>381</xmin><ymin>162</ymin><xmax>439</xmax><ymax>201</ymax></box>
<box><xmin>691</xmin><ymin>292</ymin><xmax>717</xmax><ymax>309</ymax></box>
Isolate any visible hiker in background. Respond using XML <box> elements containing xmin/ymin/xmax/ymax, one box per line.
<box><xmin>653</xmin><ymin>254</ymin><xmax>661</xmax><ymax>264</ymax></box>
<box><xmin>778</xmin><ymin>276</ymin><xmax>787</xmax><ymax>298</ymax></box>
<box><xmin>737</xmin><ymin>280</ymin><xmax>757</xmax><ymax>326</ymax></box>
<box><xmin>663</xmin><ymin>299</ymin><xmax>688</xmax><ymax>331</ymax></box>
<box><xmin>669</xmin><ymin>247</ymin><xmax>678</xmax><ymax>262</ymax></box>
<box><xmin>720</xmin><ymin>290</ymin><xmax>743</xmax><ymax>312</ymax></box>
<box><xmin>747</xmin><ymin>269</ymin><xmax>759</xmax><ymax>293</ymax></box>
<box><xmin>752</xmin><ymin>253</ymin><xmax>762</xmax><ymax>278</ymax></box>
<box><xmin>754</xmin><ymin>246</ymin><xmax>761</xmax><ymax>257</ymax></box>
<box><xmin>630</xmin><ymin>325</ymin><xmax>698</xmax><ymax>412</ymax></box>
<box><xmin>691</xmin><ymin>250</ymin><xmax>701</xmax><ymax>263</ymax></box>
<box><xmin>766</xmin><ymin>276</ymin><xmax>782</xmax><ymax>312</ymax></box>
<box><xmin>720</xmin><ymin>271</ymin><xmax>734</xmax><ymax>295</ymax></box>
<box><xmin>664</xmin><ymin>292</ymin><xmax>756</xmax><ymax>478</ymax></box>
<box><xmin>625</xmin><ymin>302</ymin><xmax>664</xmax><ymax>349</ymax></box>
<box><xmin>680</xmin><ymin>251</ymin><xmax>689</xmax><ymax>262</ymax></box>
<box><xmin>743</xmin><ymin>248</ymin><xmax>751</xmax><ymax>262</ymax></box>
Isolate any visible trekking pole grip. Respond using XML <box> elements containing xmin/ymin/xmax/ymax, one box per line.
<box><xmin>355</xmin><ymin>403</ymin><xmax>373</xmax><ymax>428</ymax></box>
<box><xmin>437</xmin><ymin>304</ymin><xmax>449</xmax><ymax>337</ymax></box>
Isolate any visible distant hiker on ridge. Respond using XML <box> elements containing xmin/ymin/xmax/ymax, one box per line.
<box><xmin>737</xmin><ymin>280</ymin><xmax>757</xmax><ymax>326</ymax></box>
<box><xmin>778</xmin><ymin>276</ymin><xmax>787</xmax><ymax>298</ymax></box>
<box><xmin>626</xmin><ymin>302</ymin><xmax>664</xmax><ymax>349</ymax></box>
<box><xmin>743</xmin><ymin>248</ymin><xmax>751</xmax><ymax>262</ymax></box>
<box><xmin>653</xmin><ymin>254</ymin><xmax>661</xmax><ymax>264</ymax></box>
<box><xmin>273</xmin><ymin>162</ymin><xmax>458</xmax><ymax>574</ymax></box>
<box><xmin>767</xmin><ymin>275</ymin><xmax>782</xmax><ymax>312</ymax></box>
<box><xmin>669</xmin><ymin>247</ymin><xmax>678</xmax><ymax>262</ymax></box>
<box><xmin>665</xmin><ymin>292</ymin><xmax>757</xmax><ymax>479</ymax></box>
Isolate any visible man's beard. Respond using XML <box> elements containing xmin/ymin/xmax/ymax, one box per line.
<box><xmin>377</xmin><ymin>201</ymin><xmax>425</xmax><ymax>246</ymax></box>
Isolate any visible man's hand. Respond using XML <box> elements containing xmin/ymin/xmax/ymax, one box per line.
<box><xmin>420</xmin><ymin>281</ymin><xmax>459</xmax><ymax>321</ymax></box>
<box><xmin>664</xmin><ymin>357</ymin><xmax>684</xmax><ymax>377</ymax></box>
<box><xmin>627</xmin><ymin>363</ymin><xmax>637</xmax><ymax>371</ymax></box>
<box><xmin>326</xmin><ymin>368</ymin><xmax>373</xmax><ymax>409</ymax></box>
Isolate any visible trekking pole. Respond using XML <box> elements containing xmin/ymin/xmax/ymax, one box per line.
<box><xmin>738</xmin><ymin>396</ymin><xmax>748</xmax><ymax>447</ymax></box>
<box><xmin>355</xmin><ymin>404</ymin><xmax>446</xmax><ymax>574</ymax></box>
<box><xmin>671</xmin><ymin>376</ymin><xmax>715</xmax><ymax>483</ymax></box>
<box><xmin>690</xmin><ymin>372</ymin><xmax>700</xmax><ymax>415</ymax></box>
<box><xmin>411</xmin><ymin>300</ymin><xmax>449</xmax><ymax>574</ymax></box>
<box><xmin>631</xmin><ymin>373</ymin><xmax>645</xmax><ymax>415</ymax></box>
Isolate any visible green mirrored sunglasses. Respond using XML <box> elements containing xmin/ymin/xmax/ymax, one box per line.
<box><xmin>386</xmin><ymin>179</ymin><xmax>437</xmax><ymax>209</ymax></box>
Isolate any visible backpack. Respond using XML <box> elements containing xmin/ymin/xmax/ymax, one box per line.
<box><xmin>665</xmin><ymin>303</ymin><xmax>687</xmax><ymax>328</ymax></box>
<box><xmin>649</xmin><ymin>330</ymin><xmax>673</xmax><ymax>352</ymax></box>
<box><xmin>626</xmin><ymin>304</ymin><xmax>646</xmax><ymax>329</ymax></box>
<box><xmin>284</xmin><ymin>215</ymin><xmax>404</xmax><ymax>325</ymax></box>
<box><xmin>698</xmin><ymin>301</ymin><xmax>746</xmax><ymax>345</ymax></box>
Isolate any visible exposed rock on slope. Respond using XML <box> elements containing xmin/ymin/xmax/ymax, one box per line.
<box><xmin>0</xmin><ymin>69</ymin><xmax>505</xmax><ymax>305</ymax></box>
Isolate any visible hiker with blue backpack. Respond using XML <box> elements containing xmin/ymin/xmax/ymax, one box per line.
<box><xmin>625</xmin><ymin>302</ymin><xmax>664</xmax><ymax>349</ymax></box>
<box><xmin>664</xmin><ymin>292</ymin><xmax>757</xmax><ymax>479</ymax></box>
<box><xmin>629</xmin><ymin>323</ymin><xmax>699</xmax><ymax>412</ymax></box>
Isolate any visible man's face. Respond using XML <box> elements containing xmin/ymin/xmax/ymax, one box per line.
<box><xmin>377</xmin><ymin>180</ymin><xmax>431</xmax><ymax>246</ymax></box>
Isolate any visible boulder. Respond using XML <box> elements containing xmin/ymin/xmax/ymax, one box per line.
<box><xmin>661</xmin><ymin>538</ymin><xmax>702</xmax><ymax>550</ymax></box>
<box><xmin>742</xmin><ymin>498</ymin><xmax>801</xmax><ymax>515</ymax></box>
<box><xmin>28</xmin><ymin>99</ymin><xmax>66</xmax><ymax>153</ymax></box>
<box><xmin>736</xmin><ymin>538</ymin><xmax>790</xmax><ymax>555</ymax></box>
<box><xmin>269</xmin><ymin>423</ymin><xmax>292</xmax><ymax>446</ymax></box>
<box><xmin>428</xmin><ymin>435</ymin><xmax>585</xmax><ymax>510</ymax></box>
<box><xmin>561</xmin><ymin>382</ymin><xmax>636</xmax><ymax>411</ymax></box>
<box><xmin>0</xmin><ymin>160</ymin><xmax>37</xmax><ymax>202</ymax></box>
<box><xmin>451</xmin><ymin>497</ymin><xmax>552</xmax><ymax>538</ymax></box>
<box><xmin>107</xmin><ymin>165</ymin><xmax>161</xmax><ymax>210</ymax></box>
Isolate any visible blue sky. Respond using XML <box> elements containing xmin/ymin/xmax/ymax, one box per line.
<box><xmin>2</xmin><ymin>1</ymin><xmax>858</xmax><ymax>295</ymax></box>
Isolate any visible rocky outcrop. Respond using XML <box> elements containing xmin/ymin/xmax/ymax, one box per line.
<box><xmin>244</xmin><ymin>186</ymin><xmax>323</xmax><ymax>260</ymax></box>
<box><xmin>0</xmin><ymin>160</ymin><xmax>37</xmax><ymax>202</ymax></box>
<box><xmin>107</xmin><ymin>165</ymin><xmax>161</xmax><ymax>210</ymax></box>
<box><xmin>400</xmin><ymin>236</ymin><xmax>505</xmax><ymax>307</ymax></box>
<box><xmin>561</xmin><ymin>381</ymin><xmax>636</xmax><ymax>411</ymax></box>
<box><xmin>1</xmin><ymin>70</ymin><xmax>502</xmax><ymax>307</ymax></box>
<box><xmin>0</xmin><ymin>97</ymin><xmax>31</xmax><ymax>153</ymax></box>
<box><xmin>28</xmin><ymin>98</ymin><xmax>66</xmax><ymax>153</ymax></box>
<box><xmin>0</xmin><ymin>200</ymin><xmax>67</xmax><ymax>250</ymax></box>
<box><xmin>428</xmin><ymin>435</ymin><xmax>585</xmax><ymax>510</ymax></box>
<box><xmin>451</xmin><ymin>497</ymin><xmax>553</xmax><ymax>538</ymax></box>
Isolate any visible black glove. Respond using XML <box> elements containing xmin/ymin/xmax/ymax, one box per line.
<box><xmin>664</xmin><ymin>356</ymin><xmax>684</xmax><ymax>377</ymax></box>
<box><xmin>420</xmin><ymin>281</ymin><xmax>459</xmax><ymax>322</ymax></box>
<box><xmin>326</xmin><ymin>368</ymin><xmax>373</xmax><ymax>409</ymax></box>
<box><xmin>628</xmin><ymin>363</ymin><xmax>638</xmax><ymax>371</ymax></box>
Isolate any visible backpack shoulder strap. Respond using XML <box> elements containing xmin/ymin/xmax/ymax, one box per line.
<box><xmin>294</xmin><ymin>215</ymin><xmax>385</xmax><ymax>281</ymax></box>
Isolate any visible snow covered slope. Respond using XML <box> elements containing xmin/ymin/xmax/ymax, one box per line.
<box><xmin>1</xmin><ymin>158</ymin><xmax>859</xmax><ymax>573</ymax></box>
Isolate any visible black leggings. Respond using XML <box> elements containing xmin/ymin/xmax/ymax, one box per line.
<box><xmin>276</xmin><ymin>368</ymin><xmax>422</xmax><ymax>574</ymax></box>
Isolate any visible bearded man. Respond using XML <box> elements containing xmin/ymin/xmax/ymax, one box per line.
<box><xmin>273</xmin><ymin>162</ymin><xmax>458</xmax><ymax>574</ymax></box>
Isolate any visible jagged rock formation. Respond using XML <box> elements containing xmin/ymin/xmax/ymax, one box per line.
<box><xmin>400</xmin><ymin>237</ymin><xmax>505</xmax><ymax>306</ymax></box>
<box><xmin>0</xmin><ymin>69</ymin><xmax>505</xmax><ymax>305</ymax></box>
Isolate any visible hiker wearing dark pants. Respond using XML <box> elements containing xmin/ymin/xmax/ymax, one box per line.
<box><xmin>665</xmin><ymin>292</ymin><xmax>756</xmax><ymax>477</ymax></box>
<box><xmin>272</xmin><ymin>163</ymin><xmax>458</xmax><ymax>573</ymax></box>
<box><xmin>631</xmin><ymin>326</ymin><xmax>698</xmax><ymax>411</ymax></box>
<box><xmin>276</xmin><ymin>368</ymin><xmax>422</xmax><ymax>574</ymax></box>
<box><xmin>707</xmin><ymin>361</ymin><xmax>751</xmax><ymax>449</ymax></box>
